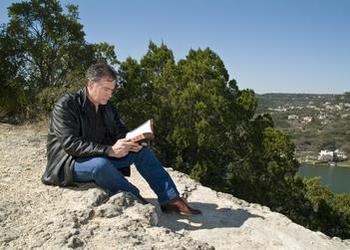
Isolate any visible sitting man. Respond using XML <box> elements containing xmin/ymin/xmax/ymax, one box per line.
<box><xmin>41</xmin><ymin>63</ymin><xmax>201</xmax><ymax>216</ymax></box>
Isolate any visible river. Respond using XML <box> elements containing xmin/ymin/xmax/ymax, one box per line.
<box><xmin>298</xmin><ymin>164</ymin><xmax>350</xmax><ymax>193</ymax></box>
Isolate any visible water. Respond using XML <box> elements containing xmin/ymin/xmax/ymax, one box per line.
<box><xmin>298</xmin><ymin>164</ymin><xmax>350</xmax><ymax>193</ymax></box>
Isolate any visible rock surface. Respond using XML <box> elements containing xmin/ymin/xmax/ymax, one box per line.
<box><xmin>0</xmin><ymin>123</ymin><xmax>349</xmax><ymax>249</ymax></box>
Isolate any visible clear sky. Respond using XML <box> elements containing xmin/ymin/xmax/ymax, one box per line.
<box><xmin>1</xmin><ymin>0</ymin><xmax>349</xmax><ymax>94</ymax></box>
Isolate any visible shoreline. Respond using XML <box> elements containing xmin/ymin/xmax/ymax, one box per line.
<box><xmin>300</xmin><ymin>160</ymin><xmax>350</xmax><ymax>168</ymax></box>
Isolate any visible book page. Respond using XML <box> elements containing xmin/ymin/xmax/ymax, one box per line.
<box><xmin>125</xmin><ymin>119</ymin><xmax>154</xmax><ymax>140</ymax></box>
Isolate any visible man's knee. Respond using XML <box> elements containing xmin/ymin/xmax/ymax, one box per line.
<box><xmin>133</xmin><ymin>147</ymin><xmax>164</xmax><ymax>170</ymax></box>
<box><xmin>91</xmin><ymin>157</ymin><xmax>113</xmax><ymax>179</ymax></box>
<box><xmin>135</xmin><ymin>147</ymin><xmax>153</xmax><ymax>159</ymax></box>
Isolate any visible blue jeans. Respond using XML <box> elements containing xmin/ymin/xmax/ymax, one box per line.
<box><xmin>73</xmin><ymin>147</ymin><xmax>179</xmax><ymax>205</ymax></box>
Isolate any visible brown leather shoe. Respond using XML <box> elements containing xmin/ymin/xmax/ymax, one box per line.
<box><xmin>161</xmin><ymin>197</ymin><xmax>202</xmax><ymax>216</ymax></box>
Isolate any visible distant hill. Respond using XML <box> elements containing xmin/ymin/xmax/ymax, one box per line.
<box><xmin>256</xmin><ymin>93</ymin><xmax>350</xmax><ymax>163</ymax></box>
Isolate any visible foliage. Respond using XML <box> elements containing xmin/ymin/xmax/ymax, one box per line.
<box><xmin>116</xmin><ymin>42</ymin><xmax>350</xmax><ymax>239</ymax></box>
<box><xmin>0</xmin><ymin>24</ymin><xmax>30</xmax><ymax>119</ymax></box>
<box><xmin>5</xmin><ymin>0</ymin><xmax>87</xmax><ymax>91</ymax></box>
<box><xmin>304</xmin><ymin>178</ymin><xmax>350</xmax><ymax>237</ymax></box>
<box><xmin>0</xmin><ymin>0</ymin><xmax>117</xmax><ymax>119</ymax></box>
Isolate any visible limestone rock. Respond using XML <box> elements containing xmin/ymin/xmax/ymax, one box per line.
<box><xmin>0</xmin><ymin>123</ymin><xmax>349</xmax><ymax>250</ymax></box>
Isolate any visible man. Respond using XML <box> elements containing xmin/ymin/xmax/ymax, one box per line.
<box><xmin>41</xmin><ymin>63</ymin><xmax>201</xmax><ymax>216</ymax></box>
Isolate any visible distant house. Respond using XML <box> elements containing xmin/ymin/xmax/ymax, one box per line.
<box><xmin>325</xmin><ymin>105</ymin><xmax>333</xmax><ymax>110</ymax></box>
<box><xmin>318</xmin><ymin>149</ymin><xmax>348</xmax><ymax>162</ymax></box>
<box><xmin>301</xmin><ymin>116</ymin><xmax>312</xmax><ymax>123</ymax></box>
<box><xmin>268</xmin><ymin>107</ymin><xmax>287</xmax><ymax>112</ymax></box>
<box><xmin>335</xmin><ymin>104</ymin><xmax>342</xmax><ymax>110</ymax></box>
<box><xmin>306</xmin><ymin>105</ymin><xmax>317</xmax><ymax>109</ymax></box>
<box><xmin>318</xmin><ymin>113</ymin><xmax>327</xmax><ymax>120</ymax></box>
<box><xmin>288</xmin><ymin>115</ymin><xmax>299</xmax><ymax>120</ymax></box>
<box><xmin>335</xmin><ymin>149</ymin><xmax>348</xmax><ymax>161</ymax></box>
<box><xmin>318</xmin><ymin>150</ymin><xmax>334</xmax><ymax>162</ymax></box>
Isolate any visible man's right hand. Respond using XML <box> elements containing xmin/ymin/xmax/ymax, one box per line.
<box><xmin>108</xmin><ymin>138</ymin><xmax>142</xmax><ymax>158</ymax></box>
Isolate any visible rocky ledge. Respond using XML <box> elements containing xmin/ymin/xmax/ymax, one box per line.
<box><xmin>0</xmin><ymin>123</ymin><xmax>349</xmax><ymax>249</ymax></box>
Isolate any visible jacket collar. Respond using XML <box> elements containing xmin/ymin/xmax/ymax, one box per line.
<box><xmin>79</xmin><ymin>86</ymin><xmax>107</xmax><ymax>111</ymax></box>
<box><xmin>79</xmin><ymin>86</ymin><xmax>90</xmax><ymax>109</ymax></box>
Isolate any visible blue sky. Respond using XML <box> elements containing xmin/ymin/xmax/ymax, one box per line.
<box><xmin>1</xmin><ymin>0</ymin><xmax>349</xmax><ymax>94</ymax></box>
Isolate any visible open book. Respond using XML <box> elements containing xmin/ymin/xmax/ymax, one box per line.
<box><xmin>125</xmin><ymin>119</ymin><xmax>154</xmax><ymax>144</ymax></box>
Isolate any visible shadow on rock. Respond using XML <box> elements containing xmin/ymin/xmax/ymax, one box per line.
<box><xmin>67</xmin><ymin>182</ymin><xmax>99</xmax><ymax>191</ymax></box>
<box><xmin>155</xmin><ymin>200</ymin><xmax>264</xmax><ymax>232</ymax></box>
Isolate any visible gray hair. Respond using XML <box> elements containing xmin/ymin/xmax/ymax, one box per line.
<box><xmin>86</xmin><ymin>63</ymin><xmax>117</xmax><ymax>82</ymax></box>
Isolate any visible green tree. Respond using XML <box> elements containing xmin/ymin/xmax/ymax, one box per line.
<box><xmin>304</xmin><ymin>178</ymin><xmax>350</xmax><ymax>238</ymax></box>
<box><xmin>117</xmin><ymin>44</ymin><xmax>259</xmax><ymax>190</ymax></box>
<box><xmin>0</xmin><ymin>25</ymin><xmax>29</xmax><ymax>118</ymax></box>
<box><xmin>169</xmin><ymin>48</ymin><xmax>256</xmax><ymax>189</ymax></box>
<box><xmin>4</xmin><ymin>0</ymin><xmax>87</xmax><ymax>91</ymax></box>
<box><xmin>116</xmin><ymin>42</ymin><xmax>179</xmax><ymax>164</ymax></box>
<box><xmin>0</xmin><ymin>0</ymin><xmax>117</xmax><ymax>118</ymax></box>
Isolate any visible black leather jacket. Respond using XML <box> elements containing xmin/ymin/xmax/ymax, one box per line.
<box><xmin>41</xmin><ymin>87</ymin><xmax>129</xmax><ymax>186</ymax></box>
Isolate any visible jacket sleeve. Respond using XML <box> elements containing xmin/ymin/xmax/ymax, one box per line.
<box><xmin>51</xmin><ymin>95</ymin><xmax>109</xmax><ymax>157</ymax></box>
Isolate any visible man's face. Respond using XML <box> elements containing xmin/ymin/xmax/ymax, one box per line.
<box><xmin>87</xmin><ymin>78</ymin><xmax>116</xmax><ymax>106</ymax></box>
